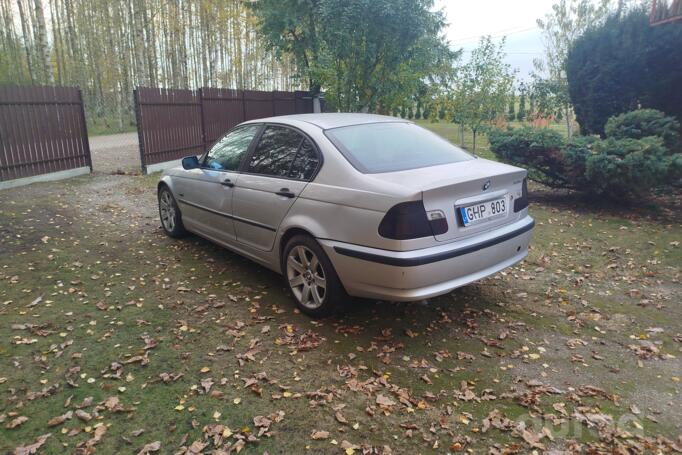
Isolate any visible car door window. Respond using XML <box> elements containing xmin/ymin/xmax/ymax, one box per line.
<box><xmin>204</xmin><ymin>125</ymin><xmax>260</xmax><ymax>171</ymax></box>
<box><xmin>245</xmin><ymin>126</ymin><xmax>303</xmax><ymax>177</ymax></box>
<box><xmin>289</xmin><ymin>139</ymin><xmax>319</xmax><ymax>180</ymax></box>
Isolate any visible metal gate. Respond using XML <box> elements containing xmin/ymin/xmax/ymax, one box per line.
<box><xmin>0</xmin><ymin>85</ymin><xmax>91</xmax><ymax>188</ymax></box>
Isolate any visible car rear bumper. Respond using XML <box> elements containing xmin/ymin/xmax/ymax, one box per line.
<box><xmin>319</xmin><ymin>215</ymin><xmax>534</xmax><ymax>301</ymax></box>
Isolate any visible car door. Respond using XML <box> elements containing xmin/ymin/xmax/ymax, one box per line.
<box><xmin>232</xmin><ymin>125</ymin><xmax>321</xmax><ymax>251</ymax></box>
<box><xmin>174</xmin><ymin>124</ymin><xmax>261</xmax><ymax>243</ymax></box>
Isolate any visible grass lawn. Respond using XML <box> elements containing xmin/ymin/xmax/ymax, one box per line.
<box><xmin>0</xmin><ymin>123</ymin><xmax>680</xmax><ymax>454</ymax></box>
<box><xmin>87</xmin><ymin>115</ymin><xmax>137</xmax><ymax>137</ymax></box>
<box><xmin>414</xmin><ymin>118</ymin><xmax>570</xmax><ymax>162</ymax></box>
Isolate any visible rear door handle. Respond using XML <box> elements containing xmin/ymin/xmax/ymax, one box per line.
<box><xmin>221</xmin><ymin>179</ymin><xmax>235</xmax><ymax>187</ymax></box>
<box><xmin>275</xmin><ymin>188</ymin><xmax>295</xmax><ymax>198</ymax></box>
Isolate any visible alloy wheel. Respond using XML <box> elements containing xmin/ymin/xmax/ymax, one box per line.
<box><xmin>159</xmin><ymin>190</ymin><xmax>176</xmax><ymax>232</ymax></box>
<box><xmin>286</xmin><ymin>245</ymin><xmax>327</xmax><ymax>309</ymax></box>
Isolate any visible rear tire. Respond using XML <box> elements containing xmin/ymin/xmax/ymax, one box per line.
<box><xmin>158</xmin><ymin>185</ymin><xmax>187</xmax><ymax>238</ymax></box>
<box><xmin>283</xmin><ymin>235</ymin><xmax>347</xmax><ymax>317</ymax></box>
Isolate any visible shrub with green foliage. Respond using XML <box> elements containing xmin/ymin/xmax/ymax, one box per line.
<box><xmin>489</xmin><ymin>110</ymin><xmax>682</xmax><ymax>198</ymax></box>
<box><xmin>561</xmin><ymin>135</ymin><xmax>597</xmax><ymax>188</ymax></box>
<box><xmin>488</xmin><ymin>126</ymin><xmax>567</xmax><ymax>188</ymax></box>
<box><xmin>604</xmin><ymin>109</ymin><xmax>680</xmax><ymax>151</ymax></box>
<box><xmin>566</xmin><ymin>7</ymin><xmax>682</xmax><ymax>136</ymax></box>
<box><xmin>584</xmin><ymin>137</ymin><xmax>673</xmax><ymax>197</ymax></box>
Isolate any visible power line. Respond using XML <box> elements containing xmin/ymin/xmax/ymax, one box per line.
<box><xmin>448</xmin><ymin>26</ymin><xmax>539</xmax><ymax>45</ymax></box>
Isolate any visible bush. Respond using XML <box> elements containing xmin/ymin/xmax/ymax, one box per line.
<box><xmin>488</xmin><ymin>110</ymin><xmax>682</xmax><ymax>198</ymax></box>
<box><xmin>585</xmin><ymin>137</ymin><xmax>672</xmax><ymax>197</ymax></box>
<box><xmin>566</xmin><ymin>7</ymin><xmax>682</xmax><ymax>136</ymax></box>
<box><xmin>488</xmin><ymin>127</ymin><xmax>567</xmax><ymax>188</ymax></box>
<box><xmin>604</xmin><ymin>109</ymin><xmax>680</xmax><ymax>151</ymax></box>
<box><xmin>561</xmin><ymin>135</ymin><xmax>597</xmax><ymax>188</ymax></box>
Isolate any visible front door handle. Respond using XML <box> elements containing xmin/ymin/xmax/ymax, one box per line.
<box><xmin>221</xmin><ymin>179</ymin><xmax>235</xmax><ymax>187</ymax></box>
<box><xmin>275</xmin><ymin>188</ymin><xmax>295</xmax><ymax>198</ymax></box>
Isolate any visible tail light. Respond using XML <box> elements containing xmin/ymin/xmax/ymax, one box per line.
<box><xmin>378</xmin><ymin>201</ymin><xmax>448</xmax><ymax>240</ymax></box>
<box><xmin>514</xmin><ymin>178</ymin><xmax>528</xmax><ymax>212</ymax></box>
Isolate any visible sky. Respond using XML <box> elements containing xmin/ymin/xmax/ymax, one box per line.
<box><xmin>434</xmin><ymin>0</ymin><xmax>558</xmax><ymax>80</ymax></box>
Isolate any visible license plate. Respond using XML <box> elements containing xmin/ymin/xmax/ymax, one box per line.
<box><xmin>459</xmin><ymin>196</ymin><xmax>508</xmax><ymax>226</ymax></box>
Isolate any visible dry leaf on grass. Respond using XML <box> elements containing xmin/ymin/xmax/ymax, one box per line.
<box><xmin>311</xmin><ymin>430</ymin><xmax>330</xmax><ymax>440</ymax></box>
<box><xmin>14</xmin><ymin>433</ymin><xmax>51</xmax><ymax>455</ymax></box>
<box><xmin>376</xmin><ymin>394</ymin><xmax>395</xmax><ymax>407</ymax></box>
<box><xmin>137</xmin><ymin>441</ymin><xmax>161</xmax><ymax>454</ymax></box>
<box><xmin>6</xmin><ymin>416</ymin><xmax>28</xmax><ymax>429</ymax></box>
<box><xmin>47</xmin><ymin>411</ymin><xmax>72</xmax><ymax>427</ymax></box>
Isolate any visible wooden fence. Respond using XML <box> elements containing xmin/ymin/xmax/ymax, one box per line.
<box><xmin>134</xmin><ymin>87</ymin><xmax>314</xmax><ymax>173</ymax></box>
<box><xmin>0</xmin><ymin>85</ymin><xmax>91</xmax><ymax>185</ymax></box>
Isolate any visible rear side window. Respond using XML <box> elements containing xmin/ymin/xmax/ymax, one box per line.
<box><xmin>245</xmin><ymin>126</ymin><xmax>320</xmax><ymax>180</ymax></box>
<box><xmin>289</xmin><ymin>139</ymin><xmax>319</xmax><ymax>180</ymax></box>
<box><xmin>246</xmin><ymin>126</ymin><xmax>302</xmax><ymax>177</ymax></box>
<box><xmin>325</xmin><ymin>122</ymin><xmax>473</xmax><ymax>173</ymax></box>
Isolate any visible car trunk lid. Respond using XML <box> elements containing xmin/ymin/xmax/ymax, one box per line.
<box><xmin>367</xmin><ymin>158</ymin><xmax>526</xmax><ymax>242</ymax></box>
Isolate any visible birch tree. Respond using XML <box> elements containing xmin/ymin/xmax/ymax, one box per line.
<box><xmin>1</xmin><ymin>0</ymin><xmax>301</xmax><ymax>133</ymax></box>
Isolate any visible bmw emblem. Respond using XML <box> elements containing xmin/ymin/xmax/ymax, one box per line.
<box><xmin>482</xmin><ymin>179</ymin><xmax>491</xmax><ymax>191</ymax></box>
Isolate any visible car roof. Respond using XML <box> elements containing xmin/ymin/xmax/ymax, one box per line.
<box><xmin>244</xmin><ymin>113</ymin><xmax>407</xmax><ymax>130</ymax></box>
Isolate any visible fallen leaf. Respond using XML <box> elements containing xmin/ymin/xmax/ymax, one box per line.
<box><xmin>27</xmin><ymin>296</ymin><xmax>43</xmax><ymax>308</ymax></box>
<box><xmin>376</xmin><ymin>394</ymin><xmax>395</xmax><ymax>407</ymax></box>
<box><xmin>137</xmin><ymin>441</ymin><xmax>161</xmax><ymax>454</ymax></box>
<box><xmin>311</xmin><ymin>430</ymin><xmax>330</xmax><ymax>440</ymax></box>
<box><xmin>13</xmin><ymin>433</ymin><xmax>51</xmax><ymax>455</ymax></box>
<box><xmin>47</xmin><ymin>411</ymin><xmax>73</xmax><ymax>427</ymax></box>
<box><xmin>6</xmin><ymin>416</ymin><xmax>28</xmax><ymax>429</ymax></box>
<box><xmin>335</xmin><ymin>411</ymin><xmax>348</xmax><ymax>424</ymax></box>
<box><xmin>75</xmin><ymin>410</ymin><xmax>92</xmax><ymax>422</ymax></box>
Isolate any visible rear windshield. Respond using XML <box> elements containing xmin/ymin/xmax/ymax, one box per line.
<box><xmin>324</xmin><ymin>122</ymin><xmax>473</xmax><ymax>173</ymax></box>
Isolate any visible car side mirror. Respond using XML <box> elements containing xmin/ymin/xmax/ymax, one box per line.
<box><xmin>181</xmin><ymin>156</ymin><xmax>200</xmax><ymax>170</ymax></box>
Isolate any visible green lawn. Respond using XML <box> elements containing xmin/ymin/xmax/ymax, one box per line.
<box><xmin>415</xmin><ymin>119</ymin><xmax>569</xmax><ymax>161</ymax></box>
<box><xmin>0</xmin><ymin>125</ymin><xmax>680</xmax><ymax>453</ymax></box>
<box><xmin>87</xmin><ymin>115</ymin><xmax>137</xmax><ymax>137</ymax></box>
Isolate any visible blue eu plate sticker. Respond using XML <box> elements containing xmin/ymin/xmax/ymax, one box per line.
<box><xmin>460</xmin><ymin>207</ymin><xmax>469</xmax><ymax>225</ymax></box>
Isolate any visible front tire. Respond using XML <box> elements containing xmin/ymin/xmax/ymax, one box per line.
<box><xmin>158</xmin><ymin>186</ymin><xmax>187</xmax><ymax>238</ymax></box>
<box><xmin>283</xmin><ymin>235</ymin><xmax>347</xmax><ymax>317</ymax></box>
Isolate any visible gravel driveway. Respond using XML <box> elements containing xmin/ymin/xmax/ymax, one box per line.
<box><xmin>89</xmin><ymin>132</ymin><xmax>141</xmax><ymax>174</ymax></box>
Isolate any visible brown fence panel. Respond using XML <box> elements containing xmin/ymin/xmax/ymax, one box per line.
<box><xmin>134</xmin><ymin>87</ymin><xmax>317</xmax><ymax>173</ymax></box>
<box><xmin>0</xmin><ymin>85</ymin><xmax>91</xmax><ymax>182</ymax></box>
<box><xmin>273</xmin><ymin>91</ymin><xmax>297</xmax><ymax>116</ymax></box>
<box><xmin>200</xmin><ymin>88</ymin><xmax>244</xmax><ymax>146</ymax></box>
<box><xmin>294</xmin><ymin>91</ymin><xmax>314</xmax><ymax>114</ymax></box>
<box><xmin>134</xmin><ymin>87</ymin><xmax>203</xmax><ymax>172</ymax></box>
<box><xmin>243</xmin><ymin>90</ymin><xmax>275</xmax><ymax>121</ymax></box>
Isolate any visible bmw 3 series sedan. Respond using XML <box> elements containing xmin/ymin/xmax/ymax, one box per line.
<box><xmin>157</xmin><ymin>113</ymin><xmax>534</xmax><ymax>316</ymax></box>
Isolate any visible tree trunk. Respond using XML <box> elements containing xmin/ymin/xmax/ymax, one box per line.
<box><xmin>144</xmin><ymin>2</ymin><xmax>157</xmax><ymax>87</ymax></box>
<box><xmin>564</xmin><ymin>104</ymin><xmax>573</xmax><ymax>140</ymax></box>
<box><xmin>33</xmin><ymin>0</ymin><xmax>52</xmax><ymax>83</ymax></box>
<box><xmin>16</xmin><ymin>0</ymin><xmax>35</xmax><ymax>83</ymax></box>
<box><xmin>64</xmin><ymin>0</ymin><xmax>81</xmax><ymax>86</ymax></box>
<box><xmin>133</xmin><ymin>0</ymin><xmax>146</xmax><ymax>86</ymax></box>
<box><xmin>49</xmin><ymin>0</ymin><xmax>62</xmax><ymax>83</ymax></box>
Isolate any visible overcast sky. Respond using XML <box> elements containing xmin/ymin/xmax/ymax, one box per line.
<box><xmin>434</xmin><ymin>0</ymin><xmax>558</xmax><ymax>79</ymax></box>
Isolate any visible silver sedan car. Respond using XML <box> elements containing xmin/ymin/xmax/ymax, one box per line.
<box><xmin>158</xmin><ymin>113</ymin><xmax>534</xmax><ymax>316</ymax></box>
